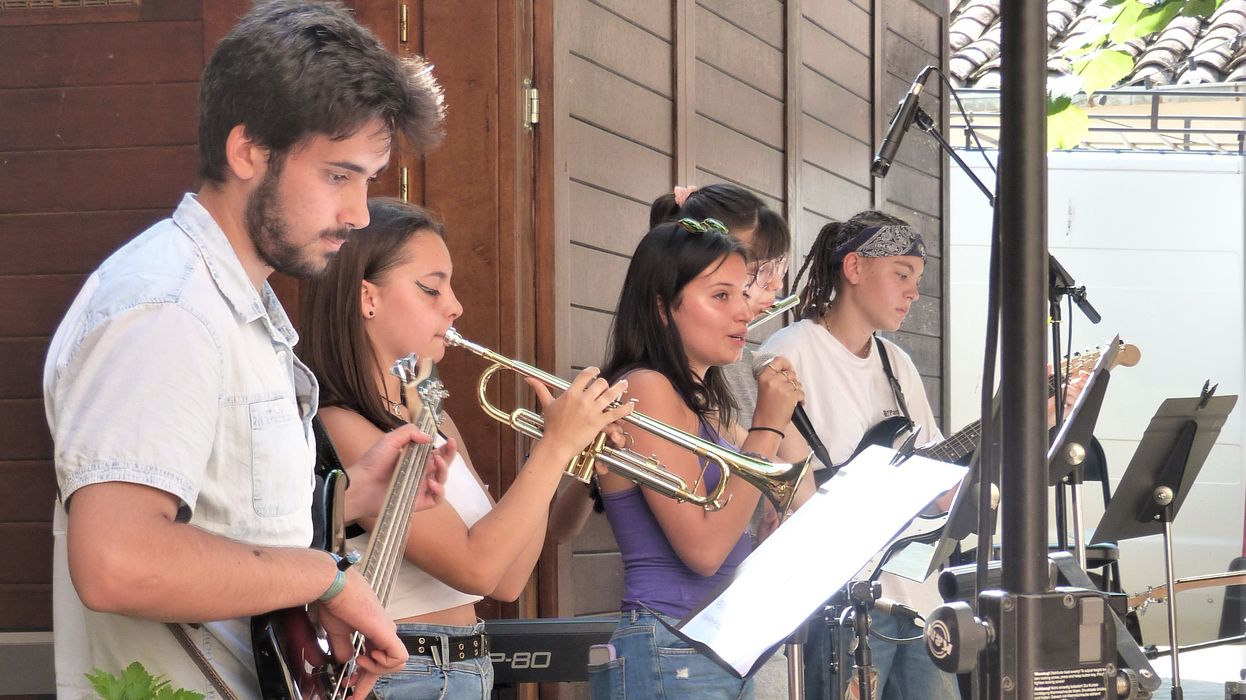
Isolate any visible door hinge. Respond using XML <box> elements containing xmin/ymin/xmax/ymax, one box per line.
<box><xmin>400</xmin><ymin>4</ymin><xmax>409</xmax><ymax>44</ymax></box>
<box><xmin>524</xmin><ymin>80</ymin><xmax>539</xmax><ymax>129</ymax></box>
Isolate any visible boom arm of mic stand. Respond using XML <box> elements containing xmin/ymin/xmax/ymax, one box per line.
<box><xmin>914</xmin><ymin>107</ymin><xmax>995</xmax><ymax>205</ymax></box>
<box><xmin>914</xmin><ymin>108</ymin><xmax>1104</xmax><ymax>327</ymax></box>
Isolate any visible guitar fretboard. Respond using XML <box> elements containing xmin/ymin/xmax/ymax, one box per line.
<box><xmin>361</xmin><ymin>405</ymin><xmax>439</xmax><ymax>606</ymax></box>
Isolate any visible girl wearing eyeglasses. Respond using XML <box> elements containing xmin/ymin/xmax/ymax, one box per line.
<box><xmin>584</xmin><ymin>218</ymin><xmax>805</xmax><ymax>699</ymax></box>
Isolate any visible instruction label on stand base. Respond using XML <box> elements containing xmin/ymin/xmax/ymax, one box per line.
<box><xmin>1032</xmin><ymin>667</ymin><xmax>1108</xmax><ymax>698</ymax></box>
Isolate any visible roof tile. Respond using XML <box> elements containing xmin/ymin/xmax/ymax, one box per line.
<box><xmin>950</xmin><ymin>0</ymin><xmax>1246</xmax><ymax>87</ymax></box>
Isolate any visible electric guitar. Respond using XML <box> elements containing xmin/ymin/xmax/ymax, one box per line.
<box><xmin>849</xmin><ymin>342</ymin><xmax>1141</xmax><ymax>581</ymax></box>
<box><xmin>252</xmin><ymin>355</ymin><xmax>447</xmax><ymax>699</ymax></box>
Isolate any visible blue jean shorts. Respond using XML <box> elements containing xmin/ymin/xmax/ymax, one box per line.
<box><xmin>587</xmin><ymin>610</ymin><xmax>754</xmax><ymax>700</ymax></box>
<box><xmin>372</xmin><ymin>621</ymin><xmax>493</xmax><ymax>700</ymax></box>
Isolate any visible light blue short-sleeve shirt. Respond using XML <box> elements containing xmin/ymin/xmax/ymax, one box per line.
<box><xmin>44</xmin><ymin>193</ymin><xmax>317</xmax><ymax>697</ymax></box>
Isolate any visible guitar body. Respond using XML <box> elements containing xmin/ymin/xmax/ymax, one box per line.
<box><xmin>252</xmin><ymin>605</ymin><xmax>337</xmax><ymax>699</ymax></box>
<box><xmin>816</xmin><ymin>416</ymin><xmax>911</xmax><ymax>485</ymax></box>
<box><xmin>252</xmin><ymin>469</ymin><xmax>348</xmax><ymax>699</ymax></box>
<box><xmin>854</xmin><ymin>416</ymin><xmax>913</xmax><ymax>458</ymax></box>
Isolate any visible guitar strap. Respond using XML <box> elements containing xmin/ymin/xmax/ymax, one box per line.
<box><xmin>165</xmin><ymin>622</ymin><xmax>240</xmax><ymax>700</ymax></box>
<box><xmin>312</xmin><ymin>414</ymin><xmax>367</xmax><ymax>542</ymax></box>
<box><xmin>874</xmin><ymin>335</ymin><xmax>914</xmax><ymax>431</ymax></box>
<box><xmin>313</xmin><ymin>414</ymin><xmax>345</xmax><ymax>476</ymax></box>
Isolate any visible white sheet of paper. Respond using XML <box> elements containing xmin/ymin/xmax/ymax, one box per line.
<box><xmin>677</xmin><ymin>445</ymin><xmax>967</xmax><ymax>676</ymax></box>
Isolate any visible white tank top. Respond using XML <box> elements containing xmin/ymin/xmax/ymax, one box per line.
<box><xmin>346</xmin><ymin>436</ymin><xmax>492</xmax><ymax>619</ymax></box>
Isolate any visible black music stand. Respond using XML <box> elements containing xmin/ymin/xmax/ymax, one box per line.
<box><xmin>1046</xmin><ymin>335</ymin><xmax>1120</xmax><ymax>571</ymax></box>
<box><xmin>1091</xmin><ymin>383</ymin><xmax>1238</xmax><ymax>700</ymax></box>
<box><xmin>923</xmin><ymin>447</ymin><xmax>990</xmax><ymax>581</ymax></box>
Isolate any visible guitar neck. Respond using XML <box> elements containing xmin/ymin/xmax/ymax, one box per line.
<box><xmin>916</xmin><ymin>369</ymin><xmax>1066</xmax><ymax>464</ymax></box>
<box><xmin>359</xmin><ymin>409</ymin><xmax>439</xmax><ymax>605</ymax></box>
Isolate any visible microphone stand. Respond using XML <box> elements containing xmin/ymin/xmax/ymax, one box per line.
<box><xmin>910</xmin><ymin>101</ymin><xmax>1106</xmax><ymax>696</ymax></box>
<box><xmin>1047</xmin><ymin>255</ymin><xmax>1102</xmax><ymax>564</ymax></box>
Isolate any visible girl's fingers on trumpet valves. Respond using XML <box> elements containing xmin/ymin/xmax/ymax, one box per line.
<box><xmin>525</xmin><ymin>368</ymin><xmax>635</xmax><ymax>455</ymax></box>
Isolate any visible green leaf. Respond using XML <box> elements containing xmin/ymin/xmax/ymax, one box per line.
<box><xmin>1132</xmin><ymin>0</ymin><xmax>1184</xmax><ymax>35</ymax></box>
<box><xmin>1073</xmin><ymin>49</ymin><xmax>1135</xmax><ymax>94</ymax></box>
<box><xmin>1181</xmin><ymin>0</ymin><xmax>1223</xmax><ymax>16</ymax></box>
<box><xmin>86</xmin><ymin>662</ymin><xmax>204</xmax><ymax>700</ymax></box>
<box><xmin>1047</xmin><ymin>98</ymin><xmax>1090</xmax><ymax>150</ymax></box>
<box><xmin>1108</xmin><ymin>0</ymin><xmax>1149</xmax><ymax>42</ymax></box>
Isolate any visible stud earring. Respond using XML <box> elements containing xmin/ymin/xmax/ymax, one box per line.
<box><xmin>367</xmin><ymin>309</ymin><xmax>375</xmax><ymax>318</ymax></box>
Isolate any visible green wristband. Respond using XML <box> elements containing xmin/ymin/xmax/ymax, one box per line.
<box><xmin>317</xmin><ymin>552</ymin><xmax>356</xmax><ymax>603</ymax></box>
<box><xmin>318</xmin><ymin>569</ymin><xmax>347</xmax><ymax>603</ymax></box>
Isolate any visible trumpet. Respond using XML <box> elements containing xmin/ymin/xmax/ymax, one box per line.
<box><xmin>747</xmin><ymin>293</ymin><xmax>799</xmax><ymax>331</ymax></box>
<box><xmin>443</xmin><ymin>328</ymin><xmax>812</xmax><ymax>515</ymax></box>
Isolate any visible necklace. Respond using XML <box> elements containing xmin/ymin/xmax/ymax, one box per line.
<box><xmin>380</xmin><ymin>395</ymin><xmax>405</xmax><ymax>418</ymax></box>
<box><xmin>819</xmin><ymin>314</ymin><xmax>871</xmax><ymax>359</ymax></box>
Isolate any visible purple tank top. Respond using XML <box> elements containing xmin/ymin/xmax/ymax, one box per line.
<box><xmin>601</xmin><ymin>420</ymin><xmax>752</xmax><ymax>618</ymax></box>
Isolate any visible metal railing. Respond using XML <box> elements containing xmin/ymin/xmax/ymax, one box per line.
<box><xmin>947</xmin><ymin>86</ymin><xmax>1246</xmax><ymax>154</ymax></box>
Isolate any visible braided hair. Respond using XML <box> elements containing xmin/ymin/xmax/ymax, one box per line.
<box><xmin>791</xmin><ymin>210</ymin><xmax>909</xmax><ymax>320</ymax></box>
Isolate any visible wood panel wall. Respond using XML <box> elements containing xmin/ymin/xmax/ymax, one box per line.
<box><xmin>876</xmin><ymin>0</ymin><xmax>950</xmax><ymax>420</ymax></box>
<box><xmin>0</xmin><ymin>0</ymin><xmax>210</xmax><ymax>634</ymax></box>
<box><xmin>548</xmin><ymin>0</ymin><xmax>950</xmax><ymax>624</ymax></box>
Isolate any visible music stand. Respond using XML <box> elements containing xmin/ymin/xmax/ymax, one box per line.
<box><xmin>1047</xmin><ymin>336</ymin><xmax>1121</xmax><ymax>570</ymax></box>
<box><xmin>922</xmin><ymin>445</ymin><xmax>991</xmax><ymax>581</ymax></box>
<box><xmin>1091</xmin><ymin>384</ymin><xmax>1238</xmax><ymax>700</ymax></box>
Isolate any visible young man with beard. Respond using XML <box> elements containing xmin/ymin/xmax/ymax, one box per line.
<box><xmin>43</xmin><ymin>2</ymin><xmax>448</xmax><ymax>696</ymax></box>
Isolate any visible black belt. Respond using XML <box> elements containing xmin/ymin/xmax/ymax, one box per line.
<box><xmin>401</xmin><ymin>632</ymin><xmax>490</xmax><ymax>664</ymax></box>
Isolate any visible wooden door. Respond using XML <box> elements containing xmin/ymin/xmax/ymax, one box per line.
<box><xmin>0</xmin><ymin>0</ymin><xmax>543</xmax><ymax>636</ymax></box>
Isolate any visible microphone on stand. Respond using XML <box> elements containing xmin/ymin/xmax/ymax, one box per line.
<box><xmin>750</xmin><ymin>353</ymin><xmax>834</xmax><ymax>472</ymax></box>
<box><xmin>871</xmin><ymin>65</ymin><xmax>935</xmax><ymax>179</ymax></box>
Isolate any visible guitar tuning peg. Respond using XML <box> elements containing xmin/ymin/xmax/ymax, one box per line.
<box><xmin>391</xmin><ymin>353</ymin><xmax>420</xmax><ymax>381</ymax></box>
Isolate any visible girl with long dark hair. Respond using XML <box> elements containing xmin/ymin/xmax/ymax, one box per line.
<box><xmin>585</xmin><ymin>218</ymin><xmax>804</xmax><ymax>699</ymax></box>
<box><xmin>301</xmin><ymin>198</ymin><xmax>632</xmax><ymax>699</ymax></box>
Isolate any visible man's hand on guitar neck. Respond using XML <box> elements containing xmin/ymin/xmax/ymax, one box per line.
<box><xmin>341</xmin><ymin>424</ymin><xmax>452</xmax><ymax>523</ymax></box>
<box><xmin>317</xmin><ymin>565</ymin><xmax>408</xmax><ymax>694</ymax></box>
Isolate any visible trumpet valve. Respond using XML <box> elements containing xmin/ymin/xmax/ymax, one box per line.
<box><xmin>567</xmin><ymin>432</ymin><xmax>609</xmax><ymax>483</ymax></box>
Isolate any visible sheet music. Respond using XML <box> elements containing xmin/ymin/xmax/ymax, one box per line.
<box><xmin>677</xmin><ymin>445</ymin><xmax>967</xmax><ymax>676</ymax></box>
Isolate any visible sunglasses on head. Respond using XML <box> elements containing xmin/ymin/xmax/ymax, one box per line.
<box><xmin>676</xmin><ymin>217</ymin><xmax>729</xmax><ymax>235</ymax></box>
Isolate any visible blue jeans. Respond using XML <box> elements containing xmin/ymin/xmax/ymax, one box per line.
<box><xmin>588</xmin><ymin>610</ymin><xmax>755</xmax><ymax>700</ymax></box>
<box><xmin>372</xmin><ymin>621</ymin><xmax>493</xmax><ymax>700</ymax></box>
<box><xmin>804</xmin><ymin>610</ymin><xmax>960</xmax><ymax>699</ymax></box>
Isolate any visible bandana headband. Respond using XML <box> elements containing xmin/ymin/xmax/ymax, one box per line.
<box><xmin>830</xmin><ymin>224</ymin><xmax>926</xmax><ymax>263</ymax></box>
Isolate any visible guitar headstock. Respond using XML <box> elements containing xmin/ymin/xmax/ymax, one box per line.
<box><xmin>391</xmin><ymin>354</ymin><xmax>449</xmax><ymax>427</ymax></box>
<box><xmin>1065</xmin><ymin>340</ymin><xmax>1142</xmax><ymax>375</ymax></box>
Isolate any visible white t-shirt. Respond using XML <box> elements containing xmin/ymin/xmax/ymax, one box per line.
<box><xmin>761</xmin><ymin>319</ymin><xmax>945</xmax><ymax>613</ymax></box>
<box><xmin>346</xmin><ymin>436</ymin><xmax>490</xmax><ymax>619</ymax></box>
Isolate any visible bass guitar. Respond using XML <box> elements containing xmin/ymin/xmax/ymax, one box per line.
<box><xmin>252</xmin><ymin>354</ymin><xmax>447</xmax><ymax>699</ymax></box>
<box><xmin>849</xmin><ymin>341</ymin><xmax>1140</xmax><ymax>581</ymax></box>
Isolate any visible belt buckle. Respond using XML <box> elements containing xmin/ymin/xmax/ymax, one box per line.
<box><xmin>430</xmin><ymin>642</ymin><xmax>442</xmax><ymax>667</ymax></box>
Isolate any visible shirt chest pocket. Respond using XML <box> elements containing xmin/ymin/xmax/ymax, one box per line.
<box><xmin>246</xmin><ymin>396</ymin><xmax>311</xmax><ymax>518</ymax></box>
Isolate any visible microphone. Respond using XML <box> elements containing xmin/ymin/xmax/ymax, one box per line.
<box><xmin>750</xmin><ymin>353</ymin><xmax>835</xmax><ymax>472</ymax></box>
<box><xmin>870</xmin><ymin>65</ymin><xmax>935</xmax><ymax>179</ymax></box>
<box><xmin>872</xmin><ymin>597</ymin><xmax>922</xmax><ymax>624</ymax></box>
